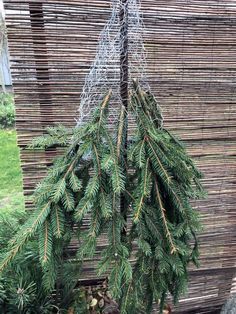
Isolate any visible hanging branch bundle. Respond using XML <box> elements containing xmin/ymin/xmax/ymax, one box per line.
<box><xmin>0</xmin><ymin>79</ymin><xmax>205</xmax><ymax>313</ymax></box>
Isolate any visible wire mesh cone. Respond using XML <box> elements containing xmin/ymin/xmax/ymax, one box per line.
<box><xmin>77</xmin><ymin>0</ymin><xmax>161</xmax><ymax>126</ymax></box>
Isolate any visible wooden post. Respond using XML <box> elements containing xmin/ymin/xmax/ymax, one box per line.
<box><xmin>120</xmin><ymin>0</ymin><xmax>129</xmax><ymax>104</ymax></box>
<box><xmin>120</xmin><ymin>0</ymin><xmax>129</xmax><ymax>239</ymax></box>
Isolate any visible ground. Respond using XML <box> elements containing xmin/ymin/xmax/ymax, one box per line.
<box><xmin>221</xmin><ymin>295</ymin><xmax>236</xmax><ymax>313</ymax></box>
<box><xmin>0</xmin><ymin>129</ymin><xmax>24</xmax><ymax>216</ymax></box>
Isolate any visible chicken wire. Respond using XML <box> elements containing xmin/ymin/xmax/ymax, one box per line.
<box><xmin>77</xmin><ymin>0</ymin><xmax>162</xmax><ymax>125</ymax></box>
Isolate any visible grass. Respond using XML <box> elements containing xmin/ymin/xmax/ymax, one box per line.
<box><xmin>0</xmin><ymin>129</ymin><xmax>25</xmax><ymax>216</ymax></box>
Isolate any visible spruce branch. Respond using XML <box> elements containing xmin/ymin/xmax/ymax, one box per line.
<box><xmin>0</xmin><ymin>201</ymin><xmax>52</xmax><ymax>271</ymax></box>
<box><xmin>154</xmin><ymin>178</ymin><xmax>177</xmax><ymax>255</ymax></box>
<box><xmin>0</xmin><ymin>83</ymin><xmax>205</xmax><ymax>313</ymax></box>
<box><xmin>134</xmin><ymin>157</ymin><xmax>150</xmax><ymax>222</ymax></box>
<box><xmin>117</xmin><ymin>105</ymin><xmax>127</xmax><ymax>160</ymax></box>
<box><xmin>39</xmin><ymin>219</ymin><xmax>53</xmax><ymax>267</ymax></box>
<box><xmin>51</xmin><ymin>205</ymin><xmax>65</xmax><ymax>238</ymax></box>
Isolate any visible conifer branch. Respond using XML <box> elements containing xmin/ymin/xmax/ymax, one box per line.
<box><xmin>146</xmin><ymin>138</ymin><xmax>171</xmax><ymax>184</ymax></box>
<box><xmin>0</xmin><ymin>201</ymin><xmax>52</xmax><ymax>271</ymax></box>
<box><xmin>117</xmin><ymin>105</ymin><xmax>126</xmax><ymax>160</ymax></box>
<box><xmin>40</xmin><ymin>219</ymin><xmax>52</xmax><ymax>266</ymax></box>
<box><xmin>75</xmin><ymin>198</ymin><xmax>92</xmax><ymax>222</ymax></box>
<box><xmin>53</xmin><ymin>206</ymin><xmax>64</xmax><ymax>238</ymax></box>
<box><xmin>98</xmin><ymin>89</ymin><xmax>112</xmax><ymax>130</ymax></box>
<box><xmin>134</xmin><ymin>158</ymin><xmax>150</xmax><ymax>222</ymax></box>
<box><xmin>92</xmin><ymin>143</ymin><xmax>101</xmax><ymax>175</ymax></box>
<box><xmin>138</xmin><ymin>138</ymin><xmax>146</xmax><ymax>167</ymax></box>
<box><xmin>154</xmin><ymin>179</ymin><xmax>177</xmax><ymax>255</ymax></box>
<box><xmin>43</xmin><ymin>221</ymin><xmax>50</xmax><ymax>265</ymax></box>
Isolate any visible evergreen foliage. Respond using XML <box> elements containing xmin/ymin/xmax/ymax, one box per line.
<box><xmin>0</xmin><ymin>81</ymin><xmax>205</xmax><ymax>313</ymax></box>
<box><xmin>0</xmin><ymin>193</ymin><xmax>90</xmax><ymax>313</ymax></box>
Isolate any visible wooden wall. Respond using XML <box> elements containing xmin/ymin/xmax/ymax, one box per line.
<box><xmin>3</xmin><ymin>0</ymin><xmax>236</xmax><ymax>312</ymax></box>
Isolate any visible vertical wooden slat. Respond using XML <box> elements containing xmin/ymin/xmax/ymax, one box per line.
<box><xmin>29</xmin><ymin>2</ymin><xmax>53</xmax><ymax>127</ymax></box>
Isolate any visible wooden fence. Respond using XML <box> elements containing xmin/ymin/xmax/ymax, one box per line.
<box><xmin>3</xmin><ymin>0</ymin><xmax>236</xmax><ymax>312</ymax></box>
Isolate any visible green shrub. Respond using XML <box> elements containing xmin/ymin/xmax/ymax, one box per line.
<box><xmin>0</xmin><ymin>93</ymin><xmax>15</xmax><ymax>129</ymax></box>
<box><xmin>0</xmin><ymin>211</ymin><xmax>55</xmax><ymax>313</ymax></box>
<box><xmin>0</xmin><ymin>211</ymin><xmax>86</xmax><ymax>313</ymax></box>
